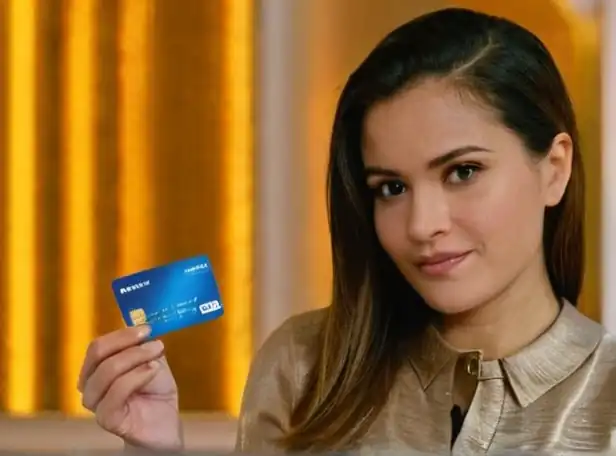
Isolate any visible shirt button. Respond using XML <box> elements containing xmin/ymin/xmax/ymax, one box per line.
<box><xmin>465</xmin><ymin>352</ymin><xmax>481</xmax><ymax>377</ymax></box>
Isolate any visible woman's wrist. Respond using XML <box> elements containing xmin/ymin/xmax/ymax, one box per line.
<box><xmin>123</xmin><ymin>441</ymin><xmax>184</xmax><ymax>454</ymax></box>
<box><xmin>122</xmin><ymin>424</ymin><xmax>185</xmax><ymax>454</ymax></box>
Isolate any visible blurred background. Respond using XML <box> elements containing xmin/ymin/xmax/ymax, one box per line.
<box><xmin>0</xmin><ymin>0</ymin><xmax>612</xmax><ymax>451</ymax></box>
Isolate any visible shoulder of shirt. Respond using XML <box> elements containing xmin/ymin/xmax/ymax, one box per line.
<box><xmin>242</xmin><ymin>307</ymin><xmax>328</xmax><ymax>410</ymax></box>
<box><xmin>590</xmin><ymin>320</ymin><xmax>616</xmax><ymax>373</ymax></box>
<box><xmin>278</xmin><ymin>306</ymin><xmax>329</xmax><ymax>343</ymax></box>
<box><xmin>256</xmin><ymin>306</ymin><xmax>328</xmax><ymax>363</ymax></box>
<box><xmin>249</xmin><ymin>306</ymin><xmax>328</xmax><ymax>379</ymax></box>
<box><xmin>598</xmin><ymin>328</ymin><xmax>616</xmax><ymax>354</ymax></box>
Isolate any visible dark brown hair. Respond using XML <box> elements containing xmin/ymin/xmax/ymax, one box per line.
<box><xmin>280</xmin><ymin>7</ymin><xmax>584</xmax><ymax>451</ymax></box>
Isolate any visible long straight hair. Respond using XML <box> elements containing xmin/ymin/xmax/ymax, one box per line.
<box><xmin>279</xmin><ymin>7</ymin><xmax>585</xmax><ymax>451</ymax></box>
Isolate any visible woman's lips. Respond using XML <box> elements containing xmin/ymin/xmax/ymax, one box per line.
<box><xmin>417</xmin><ymin>251</ymin><xmax>472</xmax><ymax>276</ymax></box>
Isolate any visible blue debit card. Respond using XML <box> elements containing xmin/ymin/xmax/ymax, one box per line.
<box><xmin>111</xmin><ymin>255</ymin><xmax>223</xmax><ymax>338</ymax></box>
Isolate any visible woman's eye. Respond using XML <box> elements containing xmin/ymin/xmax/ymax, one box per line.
<box><xmin>375</xmin><ymin>180</ymin><xmax>407</xmax><ymax>198</ymax></box>
<box><xmin>446</xmin><ymin>164</ymin><xmax>480</xmax><ymax>184</ymax></box>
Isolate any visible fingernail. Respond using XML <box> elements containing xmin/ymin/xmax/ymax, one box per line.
<box><xmin>137</xmin><ymin>325</ymin><xmax>152</xmax><ymax>339</ymax></box>
<box><xmin>151</xmin><ymin>339</ymin><xmax>164</xmax><ymax>351</ymax></box>
<box><xmin>148</xmin><ymin>359</ymin><xmax>160</xmax><ymax>369</ymax></box>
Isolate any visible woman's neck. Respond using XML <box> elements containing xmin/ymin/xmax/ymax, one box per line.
<box><xmin>438</xmin><ymin>262</ymin><xmax>561</xmax><ymax>361</ymax></box>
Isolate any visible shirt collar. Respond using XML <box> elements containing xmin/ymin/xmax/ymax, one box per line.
<box><xmin>500</xmin><ymin>301</ymin><xmax>603</xmax><ymax>407</ymax></box>
<box><xmin>408</xmin><ymin>301</ymin><xmax>604</xmax><ymax>407</ymax></box>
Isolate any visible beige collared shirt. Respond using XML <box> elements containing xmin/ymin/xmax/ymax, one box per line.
<box><xmin>235</xmin><ymin>302</ymin><xmax>616</xmax><ymax>454</ymax></box>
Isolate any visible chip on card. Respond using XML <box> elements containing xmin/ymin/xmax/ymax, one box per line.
<box><xmin>111</xmin><ymin>255</ymin><xmax>223</xmax><ymax>338</ymax></box>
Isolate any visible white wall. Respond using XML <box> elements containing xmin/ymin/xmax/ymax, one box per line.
<box><xmin>602</xmin><ymin>0</ymin><xmax>616</xmax><ymax>332</ymax></box>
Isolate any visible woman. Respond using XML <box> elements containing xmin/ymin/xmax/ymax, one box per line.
<box><xmin>77</xmin><ymin>7</ymin><xmax>616</xmax><ymax>454</ymax></box>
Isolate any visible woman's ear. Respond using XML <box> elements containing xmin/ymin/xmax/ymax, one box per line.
<box><xmin>542</xmin><ymin>132</ymin><xmax>573</xmax><ymax>207</ymax></box>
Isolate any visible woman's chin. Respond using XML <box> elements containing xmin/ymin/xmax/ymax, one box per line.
<box><xmin>418</xmin><ymin>290</ymin><xmax>486</xmax><ymax>316</ymax></box>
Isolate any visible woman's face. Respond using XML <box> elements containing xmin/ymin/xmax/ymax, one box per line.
<box><xmin>362</xmin><ymin>78</ymin><xmax>572</xmax><ymax>315</ymax></box>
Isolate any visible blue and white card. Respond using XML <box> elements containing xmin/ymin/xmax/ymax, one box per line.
<box><xmin>111</xmin><ymin>255</ymin><xmax>224</xmax><ymax>338</ymax></box>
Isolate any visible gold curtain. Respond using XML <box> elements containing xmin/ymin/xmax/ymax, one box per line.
<box><xmin>0</xmin><ymin>0</ymin><xmax>253</xmax><ymax>417</ymax></box>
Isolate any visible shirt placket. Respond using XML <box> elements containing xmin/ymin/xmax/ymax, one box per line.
<box><xmin>452</xmin><ymin>356</ymin><xmax>505</xmax><ymax>455</ymax></box>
